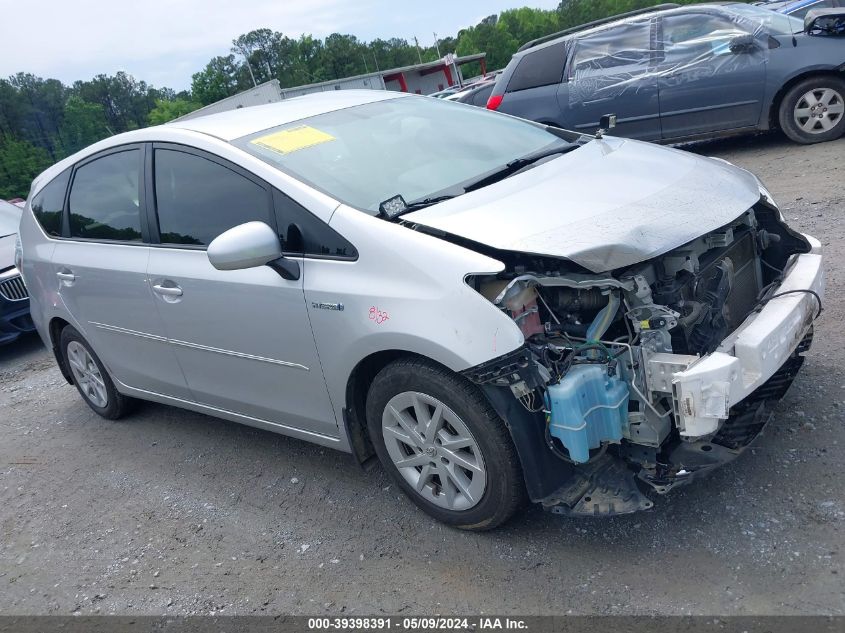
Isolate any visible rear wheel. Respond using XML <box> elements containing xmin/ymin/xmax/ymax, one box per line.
<box><xmin>779</xmin><ymin>77</ymin><xmax>845</xmax><ymax>144</ymax></box>
<box><xmin>366</xmin><ymin>358</ymin><xmax>526</xmax><ymax>531</ymax></box>
<box><xmin>60</xmin><ymin>326</ymin><xmax>133</xmax><ymax>420</ymax></box>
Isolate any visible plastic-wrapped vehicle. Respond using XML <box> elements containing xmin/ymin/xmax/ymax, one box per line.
<box><xmin>487</xmin><ymin>2</ymin><xmax>845</xmax><ymax>144</ymax></box>
<box><xmin>0</xmin><ymin>200</ymin><xmax>36</xmax><ymax>345</ymax></box>
<box><xmin>19</xmin><ymin>92</ymin><xmax>823</xmax><ymax>530</ymax></box>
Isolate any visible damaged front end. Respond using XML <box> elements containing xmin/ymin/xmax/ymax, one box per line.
<box><xmin>462</xmin><ymin>199</ymin><xmax>823</xmax><ymax>517</ymax></box>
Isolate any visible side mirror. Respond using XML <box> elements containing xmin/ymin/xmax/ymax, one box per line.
<box><xmin>207</xmin><ymin>221</ymin><xmax>299</xmax><ymax>280</ymax></box>
<box><xmin>729</xmin><ymin>34</ymin><xmax>757</xmax><ymax>54</ymax></box>
<box><xmin>595</xmin><ymin>113</ymin><xmax>617</xmax><ymax>139</ymax></box>
<box><xmin>805</xmin><ymin>8</ymin><xmax>845</xmax><ymax>36</ymax></box>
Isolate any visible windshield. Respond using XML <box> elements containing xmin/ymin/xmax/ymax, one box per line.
<box><xmin>728</xmin><ymin>3</ymin><xmax>804</xmax><ymax>34</ymax></box>
<box><xmin>0</xmin><ymin>201</ymin><xmax>22</xmax><ymax>237</ymax></box>
<box><xmin>233</xmin><ymin>96</ymin><xmax>563</xmax><ymax>215</ymax></box>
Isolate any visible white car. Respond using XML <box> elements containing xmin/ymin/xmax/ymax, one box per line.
<box><xmin>18</xmin><ymin>91</ymin><xmax>823</xmax><ymax>530</ymax></box>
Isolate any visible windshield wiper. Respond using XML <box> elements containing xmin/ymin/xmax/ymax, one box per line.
<box><xmin>379</xmin><ymin>194</ymin><xmax>459</xmax><ymax>219</ymax></box>
<box><xmin>463</xmin><ymin>142</ymin><xmax>576</xmax><ymax>192</ymax></box>
<box><xmin>401</xmin><ymin>195</ymin><xmax>458</xmax><ymax>212</ymax></box>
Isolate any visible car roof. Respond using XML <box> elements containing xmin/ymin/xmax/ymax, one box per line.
<box><xmin>166</xmin><ymin>90</ymin><xmax>407</xmax><ymax>142</ymax></box>
<box><xmin>755</xmin><ymin>0</ymin><xmax>818</xmax><ymax>7</ymax></box>
<box><xmin>0</xmin><ymin>199</ymin><xmax>23</xmax><ymax>235</ymax></box>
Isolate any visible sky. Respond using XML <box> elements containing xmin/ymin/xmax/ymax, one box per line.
<box><xmin>0</xmin><ymin>0</ymin><xmax>560</xmax><ymax>91</ymax></box>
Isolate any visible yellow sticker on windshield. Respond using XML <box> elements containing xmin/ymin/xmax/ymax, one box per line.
<box><xmin>251</xmin><ymin>125</ymin><xmax>335</xmax><ymax>155</ymax></box>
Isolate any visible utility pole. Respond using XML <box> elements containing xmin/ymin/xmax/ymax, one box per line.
<box><xmin>433</xmin><ymin>32</ymin><xmax>441</xmax><ymax>58</ymax></box>
<box><xmin>236</xmin><ymin>45</ymin><xmax>259</xmax><ymax>87</ymax></box>
<box><xmin>413</xmin><ymin>36</ymin><xmax>423</xmax><ymax>64</ymax></box>
<box><xmin>362</xmin><ymin>53</ymin><xmax>369</xmax><ymax>74</ymax></box>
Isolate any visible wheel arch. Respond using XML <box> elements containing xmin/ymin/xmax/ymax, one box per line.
<box><xmin>769</xmin><ymin>69</ymin><xmax>845</xmax><ymax>130</ymax></box>
<box><xmin>342</xmin><ymin>349</ymin><xmax>453</xmax><ymax>467</ymax></box>
<box><xmin>48</xmin><ymin>316</ymin><xmax>74</xmax><ymax>385</ymax></box>
<box><xmin>340</xmin><ymin>349</ymin><xmax>579</xmax><ymax>503</ymax></box>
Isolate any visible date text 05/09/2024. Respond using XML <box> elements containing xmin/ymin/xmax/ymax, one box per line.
<box><xmin>307</xmin><ymin>617</ymin><xmax>528</xmax><ymax>630</ymax></box>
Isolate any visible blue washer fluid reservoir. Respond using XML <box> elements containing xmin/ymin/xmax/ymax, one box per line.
<box><xmin>544</xmin><ymin>364</ymin><xmax>629</xmax><ymax>464</ymax></box>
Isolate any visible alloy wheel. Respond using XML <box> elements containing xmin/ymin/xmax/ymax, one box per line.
<box><xmin>794</xmin><ymin>87</ymin><xmax>844</xmax><ymax>135</ymax></box>
<box><xmin>66</xmin><ymin>341</ymin><xmax>108</xmax><ymax>408</ymax></box>
<box><xmin>381</xmin><ymin>391</ymin><xmax>487</xmax><ymax>511</ymax></box>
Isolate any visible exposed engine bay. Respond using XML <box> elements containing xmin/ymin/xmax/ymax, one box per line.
<box><xmin>463</xmin><ymin>200</ymin><xmax>816</xmax><ymax>514</ymax></box>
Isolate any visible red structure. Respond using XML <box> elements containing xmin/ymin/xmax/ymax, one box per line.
<box><xmin>380</xmin><ymin>53</ymin><xmax>488</xmax><ymax>94</ymax></box>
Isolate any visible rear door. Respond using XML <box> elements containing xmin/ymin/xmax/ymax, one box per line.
<box><xmin>561</xmin><ymin>20</ymin><xmax>662</xmax><ymax>140</ymax></box>
<box><xmin>655</xmin><ymin>10</ymin><xmax>767</xmax><ymax>140</ymax></box>
<box><xmin>145</xmin><ymin>144</ymin><xmax>339</xmax><ymax>438</ymax></box>
<box><xmin>51</xmin><ymin>145</ymin><xmax>191</xmax><ymax>398</ymax></box>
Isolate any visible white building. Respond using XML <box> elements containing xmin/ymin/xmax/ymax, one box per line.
<box><xmin>176</xmin><ymin>53</ymin><xmax>487</xmax><ymax>121</ymax></box>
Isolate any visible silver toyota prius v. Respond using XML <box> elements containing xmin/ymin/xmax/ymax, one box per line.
<box><xmin>18</xmin><ymin>91</ymin><xmax>824</xmax><ymax>530</ymax></box>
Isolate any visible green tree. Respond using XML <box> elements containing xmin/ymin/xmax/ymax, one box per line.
<box><xmin>0</xmin><ymin>137</ymin><xmax>52</xmax><ymax>199</ymax></box>
<box><xmin>191</xmin><ymin>55</ymin><xmax>250</xmax><ymax>105</ymax></box>
<box><xmin>59</xmin><ymin>96</ymin><xmax>110</xmax><ymax>155</ymax></box>
<box><xmin>148</xmin><ymin>98</ymin><xmax>201</xmax><ymax>125</ymax></box>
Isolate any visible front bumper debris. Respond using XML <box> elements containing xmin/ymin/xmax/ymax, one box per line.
<box><xmin>671</xmin><ymin>246</ymin><xmax>823</xmax><ymax>437</ymax></box>
<box><xmin>540</xmin><ymin>454</ymin><xmax>653</xmax><ymax>517</ymax></box>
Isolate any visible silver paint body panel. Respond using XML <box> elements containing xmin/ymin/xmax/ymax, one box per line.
<box><xmin>19</xmin><ymin>91</ymin><xmax>762</xmax><ymax>452</ymax></box>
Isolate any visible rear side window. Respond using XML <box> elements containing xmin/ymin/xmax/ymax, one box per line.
<box><xmin>153</xmin><ymin>149</ymin><xmax>271</xmax><ymax>246</ymax></box>
<box><xmin>273</xmin><ymin>189</ymin><xmax>357</xmax><ymax>259</ymax></box>
<box><xmin>506</xmin><ymin>42</ymin><xmax>567</xmax><ymax>92</ymax></box>
<box><xmin>471</xmin><ymin>84</ymin><xmax>495</xmax><ymax>107</ymax></box>
<box><xmin>69</xmin><ymin>150</ymin><xmax>142</xmax><ymax>242</ymax></box>
<box><xmin>31</xmin><ymin>169</ymin><xmax>70</xmax><ymax>237</ymax></box>
<box><xmin>570</xmin><ymin>22</ymin><xmax>652</xmax><ymax>74</ymax></box>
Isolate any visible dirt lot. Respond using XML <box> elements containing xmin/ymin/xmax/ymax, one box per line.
<box><xmin>0</xmin><ymin>133</ymin><xmax>843</xmax><ymax>616</ymax></box>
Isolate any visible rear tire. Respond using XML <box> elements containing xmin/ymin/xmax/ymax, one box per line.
<box><xmin>60</xmin><ymin>325</ymin><xmax>133</xmax><ymax>420</ymax></box>
<box><xmin>366</xmin><ymin>357</ymin><xmax>526</xmax><ymax>531</ymax></box>
<box><xmin>779</xmin><ymin>76</ymin><xmax>845</xmax><ymax>144</ymax></box>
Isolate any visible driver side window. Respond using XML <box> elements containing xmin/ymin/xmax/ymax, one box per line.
<box><xmin>661</xmin><ymin>13</ymin><xmax>751</xmax><ymax>63</ymax></box>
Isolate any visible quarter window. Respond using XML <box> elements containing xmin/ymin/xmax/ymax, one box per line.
<box><xmin>154</xmin><ymin>149</ymin><xmax>271</xmax><ymax>246</ymax></box>
<box><xmin>507</xmin><ymin>42</ymin><xmax>567</xmax><ymax>92</ymax></box>
<box><xmin>31</xmin><ymin>169</ymin><xmax>70</xmax><ymax>237</ymax></box>
<box><xmin>273</xmin><ymin>189</ymin><xmax>357</xmax><ymax>259</ymax></box>
<box><xmin>69</xmin><ymin>150</ymin><xmax>142</xmax><ymax>242</ymax></box>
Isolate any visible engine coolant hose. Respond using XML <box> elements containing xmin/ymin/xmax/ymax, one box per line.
<box><xmin>585</xmin><ymin>291</ymin><xmax>620</xmax><ymax>347</ymax></box>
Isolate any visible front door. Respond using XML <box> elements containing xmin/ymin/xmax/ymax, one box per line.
<box><xmin>656</xmin><ymin>11</ymin><xmax>767</xmax><ymax>140</ymax></box>
<box><xmin>145</xmin><ymin>145</ymin><xmax>338</xmax><ymax>438</ymax></box>
<box><xmin>560</xmin><ymin>19</ymin><xmax>662</xmax><ymax>140</ymax></box>
<box><xmin>52</xmin><ymin>145</ymin><xmax>191</xmax><ymax>399</ymax></box>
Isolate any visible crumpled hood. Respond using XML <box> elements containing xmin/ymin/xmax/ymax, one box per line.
<box><xmin>403</xmin><ymin>136</ymin><xmax>762</xmax><ymax>273</ymax></box>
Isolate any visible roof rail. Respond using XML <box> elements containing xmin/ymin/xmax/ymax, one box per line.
<box><xmin>516</xmin><ymin>3</ymin><xmax>681</xmax><ymax>52</ymax></box>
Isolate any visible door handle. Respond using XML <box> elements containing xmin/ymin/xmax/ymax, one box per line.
<box><xmin>56</xmin><ymin>271</ymin><xmax>75</xmax><ymax>282</ymax></box>
<box><xmin>152</xmin><ymin>284</ymin><xmax>183</xmax><ymax>297</ymax></box>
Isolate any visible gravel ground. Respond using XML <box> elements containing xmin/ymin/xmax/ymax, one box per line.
<box><xmin>0</xmin><ymin>133</ymin><xmax>842</xmax><ymax>617</ymax></box>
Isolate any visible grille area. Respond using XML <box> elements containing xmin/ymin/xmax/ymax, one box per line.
<box><xmin>722</xmin><ymin>231</ymin><xmax>761</xmax><ymax>333</ymax></box>
<box><xmin>0</xmin><ymin>274</ymin><xmax>28</xmax><ymax>301</ymax></box>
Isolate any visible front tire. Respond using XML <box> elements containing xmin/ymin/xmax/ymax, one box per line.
<box><xmin>779</xmin><ymin>77</ymin><xmax>845</xmax><ymax>144</ymax></box>
<box><xmin>60</xmin><ymin>325</ymin><xmax>133</xmax><ymax>420</ymax></box>
<box><xmin>366</xmin><ymin>358</ymin><xmax>526</xmax><ymax>531</ymax></box>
